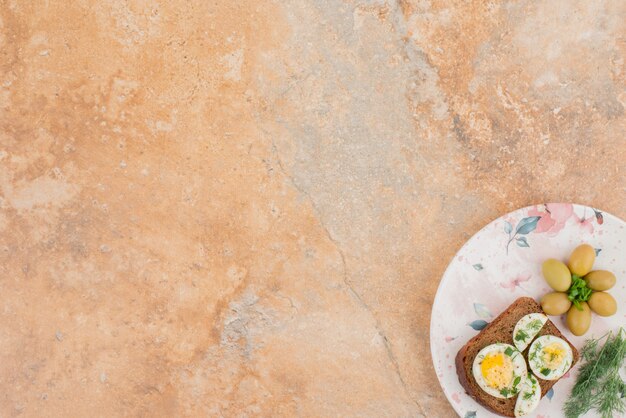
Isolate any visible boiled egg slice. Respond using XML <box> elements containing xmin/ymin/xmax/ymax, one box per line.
<box><xmin>528</xmin><ymin>335</ymin><xmax>573</xmax><ymax>380</ymax></box>
<box><xmin>472</xmin><ymin>343</ymin><xmax>527</xmax><ymax>398</ymax></box>
<box><xmin>514</xmin><ymin>374</ymin><xmax>541</xmax><ymax>417</ymax></box>
<box><xmin>513</xmin><ymin>313</ymin><xmax>548</xmax><ymax>352</ymax></box>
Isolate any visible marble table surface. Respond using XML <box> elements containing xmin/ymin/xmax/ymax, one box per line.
<box><xmin>1</xmin><ymin>0</ymin><xmax>624</xmax><ymax>416</ymax></box>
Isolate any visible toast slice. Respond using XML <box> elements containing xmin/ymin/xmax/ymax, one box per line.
<box><xmin>455</xmin><ymin>297</ymin><xmax>579</xmax><ymax>417</ymax></box>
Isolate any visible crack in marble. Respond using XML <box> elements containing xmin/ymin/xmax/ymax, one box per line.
<box><xmin>274</xmin><ymin>291</ymin><xmax>298</xmax><ymax>313</ymax></box>
<box><xmin>275</xmin><ymin>72</ymin><xmax>314</xmax><ymax>100</ymax></box>
<box><xmin>269</xmin><ymin>139</ymin><xmax>426</xmax><ymax>417</ymax></box>
<box><xmin>388</xmin><ymin>0</ymin><xmax>451</xmax><ymax>123</ymax></box>
<box><xmin>252</xmin><ymin>3</ymin><xmax>439</xmax><ymax>413</ymax></box>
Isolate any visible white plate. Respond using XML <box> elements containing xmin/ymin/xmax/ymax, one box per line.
<box><xmin>430</xmin><ymin>203</ymin><xmax>626</xmax><ymax>418</ymax></box>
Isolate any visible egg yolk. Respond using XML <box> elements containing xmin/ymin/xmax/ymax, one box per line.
<box><xmin>481</xmin><ymin>353</ymin><xmax>513</xmax><ymax>389</ymax></box>
<box><xmin>542</xmin><ymin>343</ymin><xmax>565</xmax><ymax>369</ymax></box>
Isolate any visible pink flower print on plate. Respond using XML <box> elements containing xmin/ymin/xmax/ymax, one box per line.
<box><xmin>528</xmin><ymin>203</ymin><xmax>573</xmax><ymax>235</ymax></box>
<box><xmin>573</xmin><ymin>211</ymin><xmax>595</xmax><ymax>234</ymax></box>
<box><xmin>500</xmin><ymin>274</ymin><xmax>531</xmax><ymax>292</ymax></box>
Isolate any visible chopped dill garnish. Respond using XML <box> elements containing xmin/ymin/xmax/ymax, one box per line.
<box><xmin>563</xmin><ymin>328</ymin><xmax>626</xmax><ymax>418</ymax></box>
<box><xmin>516</xmin><ymin>329</ymin><xmax>529</xmax><ymax>342</ymax></box>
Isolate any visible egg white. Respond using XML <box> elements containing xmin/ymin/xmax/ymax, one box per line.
<box><xmin>513</xmin><ymin>313</ymin><xmax>548</xmax><ymax>352</ymax></box>
<box><xmin>472</xmin><ymin>343</ymin><xmax>527</xmax><ymax>399</ymax></box>
<box><xmin>514</xmin><ymin>374</ymin><xmax>541</xmax><ymax>417</ymax></box>
<box><xmin>528</xmin><ymin>335</ymin><xmax>573</xmax><ymax>381</ymax></box>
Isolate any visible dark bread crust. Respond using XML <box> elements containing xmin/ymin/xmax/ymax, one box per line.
<box><xmin>455</xmin><ymin>297</ymin><xmax>579</xmax><ymax>417</ymax></box>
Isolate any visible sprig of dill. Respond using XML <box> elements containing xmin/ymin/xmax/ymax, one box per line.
<box><xmin>564</xmin><ymin>328</ymin><xmax>626</xmax><ymax>418</ymax></box>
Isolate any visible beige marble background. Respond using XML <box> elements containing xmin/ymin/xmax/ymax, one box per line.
<box><xmin>1</xmin><ymin>0</ymin><xmax>625</xmax><ymax>416</ymax></box>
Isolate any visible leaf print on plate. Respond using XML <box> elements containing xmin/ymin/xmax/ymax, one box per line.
<box><xmin>468</xmin><ymin>320</ymin><xmax>488</xmax><ymax>331</ymax></box>
<box><xmin>546</xmin><ymin>387</ymin><xmax>554</xmax><ymax>401</ymax></box>
<box><xmin>516</xmin><ymin>216</ymin><xmax>542</xmax><ymax>234</ymax></box>
<box><xmin>464</xmin><ymin>411</ymin><xmax>477</xmax><ymax>418</ymax></box>
<box><xmin>473</xmin><ymin>303</ymin><xmax>492</xmax><ymax>319</ymax></box>
<box><xmin>472</xmin><ymin>263</ymin><xmax>484</xmax><ymax>271</ymax></box>
<box><xmin>505</xmin><ymin>216</ymin><xmax>541</xmax><ymax>254</ymax></box>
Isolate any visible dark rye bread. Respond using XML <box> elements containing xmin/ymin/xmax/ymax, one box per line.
<box><xmin>455</xmin><ymin>297</ymin><xmax>579</xmax><ymax>417</ymax></box>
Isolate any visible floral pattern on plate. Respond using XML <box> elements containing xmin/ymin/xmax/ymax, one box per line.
<box><xmin>430</xmin><ymin>203</ymin><xmax>626</xmax><ymax>418</ymax></box>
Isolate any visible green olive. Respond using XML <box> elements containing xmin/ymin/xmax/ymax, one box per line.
<box><xmin>568</xmin><ymin>244</ymin><xmax>595</xmax><ymax>276</ymax></box>
<box><xmin>540</xmin><ymin>292</ymin><xmax>572</xmax><ymax>315</ymax></box>
<box><xmin>584</xmin><ymin>270</ymin><xmax>616</xmax><ymax>291</ymax></box>
<box><xmin>566</xmin><ymin>302</ymin><xmax>592</xmax><ymax>336</ymax></box>
<box><xmin>588</xmin><ymin>292</ymin><xmax>617</xmax><ymax>317</ymax></box>
<box><xmin>542</xmin><ymin>259</ymin><xmax>572</xmax><ymax>291</ymax></box>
